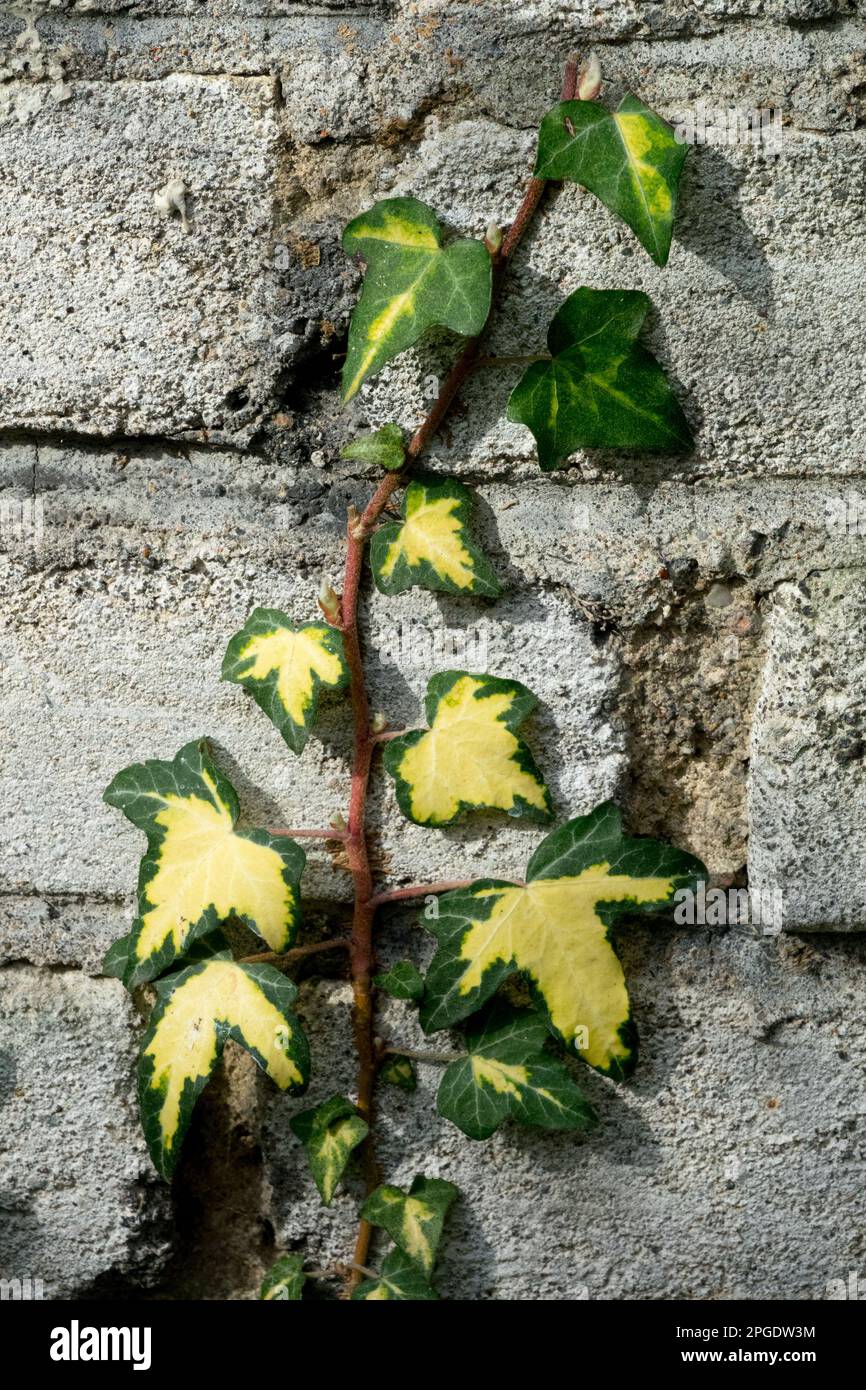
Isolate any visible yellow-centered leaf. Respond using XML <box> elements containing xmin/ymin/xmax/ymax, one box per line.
<box><xmin>383</xmin><ymin>671</ymin><xmax>552</xmax><ymax>827</ymax></box>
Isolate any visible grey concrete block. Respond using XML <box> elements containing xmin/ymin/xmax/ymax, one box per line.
<box><xmin>0</xmin><ymin>67</ymin><xmax>286</xmax><ymax>442</ymax></box>
<box><xmin>749</xmin><ymin>574</ymin><xmax>866</xmax><ymax>930</ymax></box>
<box><xmin>0</xmin><ymin>964</ymin><xmax>170</xmax><ymax>1297</ymax></box>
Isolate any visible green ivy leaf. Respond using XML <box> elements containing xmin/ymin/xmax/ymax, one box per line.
<box><xmin>261</xmin><ymin>1253</ymin><xmax>306</xmax><ymax>1301</ymax></box>
<box><xmin>383</xmin><ymin>671</ymin><xmax>552</xmax><ymax>827</ymax></box>
<box><xmin>535</xmin><ymin>94</ymin><xmax>688</xmax><ymax>266</ymax></box>
<box><xmin>420</xmin><ymin>801</ymin><xmax>706</xmax><ymax>1079</ymax></box>
<box><xmin>373</xmin><ymin>959</ymin><xmax>425</xmax><ymax>1001</ymax></box>
<box><xmin>105</xmin><ymin>740</ymin><xmax>305</xmax><ymax>986</ymax></box>
<box><xmin>102</xmin><ymin>926</ymin><xmax>233</xmax><ymax>980</ymax></box>
<box><xmin>437</xmin><ymin>1001</ymin><xmax>597</xmax><ymax>1141</ymax></box>
<box><xmin>341</xmin><ymin>197</ymin><xmax>491</xmax><ymax>401</ymax></box>
<box><xmin>360</xmin><ymin>1175</ymin><xmax>458</xmax><ymax>1276</ymax></box>
<box><xmin>370</xmin><ymin>476</ymin><xmax>500</xmax><ymax>598</ymax></box>
<box><xmin>290</xmin><ymin>1095</ymin><xmax>369</xmax><ymax>1206</ymax></box>
<box><xmin>351</xmin><ymin>1247</ymin><xmax>439</xmax><ymax>1301</ymax></box>
<box><xmin>222</xmin><ymin>608</ymin><xmax>349</xmax><ymax>755</ymax></box>
<box><xmin>139</xmin><ymin>960</ymin><xmax>309</xmax><ymax>1179</ymax></box>
<box><xmin>507</xmin><ymin>288</ymin><xmax>692</xmax><ymax>470</ymax></box>
<box><xmin>341</xmin><ymin>423</ymin><xmax>406</xmax><ymax>472</ymax></box>
<box><xmin>380</xmin><ymin>1055</ymin><xmax>418</xmax><ymax>1092</ymax></box>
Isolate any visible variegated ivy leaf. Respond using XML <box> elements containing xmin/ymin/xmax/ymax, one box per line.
<box><xmin>105</xmin><ymin>740</ymin><xmax>305</xmax><ymax>986</ymax></box>
<box><xmin>139</xmin><ymin>960</ymin><xmax>309</xmax><ymax>1179</ymax></box>
<box><xmin>290</xmin><ymin>1095</ymin><xmax>369</xmax><ymax>1206</ymax></box>
<box><xmin>341</xmin><ymin>197</ymin><xmax>492</xmax><ymax>402</ymax></box>
<box><xmin>437</xmin><ymin>1001</ymin><xmax>597</xmax><ymax>1141</ymax></box>
<box><xmin>360</xmin><ymin>1175</ymin><xmax>458</xmax><ymax>1277</ymax></box>
<box><xmin>420</xmin><ymin>802</ymin><xmax>706</xmax><ymax>1080</ymax></box>
<box><xmin>507</xmin><ymin>288</ymin><xmax>692</xmax><ymax>470</ymax></box>
<box><xmin>261</xmin><ymin>1253</ymin><xmax>306</xmax><ymax>1301</ymax></box>
<box><xmin>370</xmin><ymin>476</ymin><xmax>500</xmax><ymax>599</ymax></box>
<box><xmin>373</xmin><ymin>959</ymin><xmax>425</xmax><ymax>1002</ymax></box>
<box><xmin>341</xmin><ymin>423</ymin><xmax>405</xmax><ymax>472</ymax></box>
<box><xmin>380</xmin><ymin>1055</ymin><xmax>418</xmax><ymax>1092</ymax></box>
<box><xmin>351</xmin><ymin>1248</ymin><xmax>438</xmax><ymax>1302</ymax></box>
<box><xmin>535</xmin><ymin>94</ymin><xmax>688</xmax><ymax>266</ymax></box>
<box><xmin>103</xmin><ymin>925</ymin><xmax>232</xmax><ymax>981</ymax></box>
<box><xmin>222</xmin><ymin>608</ymin><xmax>349</xmax><ymax>755</ymax></box>
<box><xmin>383</xmin><ymin>671</ymin><xmax>552</xmax><ymax>827</ymax></box>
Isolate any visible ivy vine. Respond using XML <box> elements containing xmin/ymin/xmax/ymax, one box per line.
<box><xmin>103</xmin><ymin>54</ymin><xmax>707</xmax><ymax>1300</ymax></box>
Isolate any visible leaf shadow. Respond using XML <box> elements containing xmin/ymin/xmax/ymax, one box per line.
<box><xmin>675</xmin><ymin>144</ymin><xmax>775</xmax><ymax>318</ymax></box>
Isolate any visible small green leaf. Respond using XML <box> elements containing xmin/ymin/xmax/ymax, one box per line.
<box><xmin>380</xmin><ymin>1055</ymin><xmax>418</xmax><ymax>1092</ymax></box>
<box><xmin>290</xmin><ymin>1095</ymin><xmax>369</xmax><ymax>1206</ymax></box>
<box><xmin>261</xmin><ymin>1253</ymin><xmax>306</xmax><ymax>1301</ymax></box>
<box><xmin>383</xmin><ymin>671</ymin><xmax>552</xmax><ymax>827</ymax></box>
<box><xmin>105</xmin><ymin>740</ymin><xmax>305</xmax><ymax>986</ymax></box>
<box><xmin>373</xmin><ymin>959</ymin><xmax>425</xmax><ymax>1001</ymax></box>
<box><xmin>351</xmin><ymin>1247</ymin><xmax>439</xmax><ymax>1301</ymax></box>
<box><xmin>437</xmin><ymin>1001</ymin><xmax>597</xmax><ymax>1141</ymax></box>
<box><xmin>535</xmin><ymin>94</ymin><xmax>688</xmax><ymax>266</ymax></box>
<box><xmin>370</xmin><ymin>476</ymin><xmax>500</xmax><ymax>598</ymax></box>
<box><xmin>101</xmin><ymin>933</ymin><xmax>132</xmax><ymax>980</ymax></box>
<box><xmin>222</xmin><ymin>607</ymin><xmax>349</xmax><ymax>755</ymax></box>
<box><xmin>420</xmin><ymin>801</ymin><xmax>706</xmax><ymax>1079</ymax></box>
<box><xmin>139</xmin><ymin>960</ymin><xmax>309</xmax><ymax>1180</ymax></box>
<box><xmin>360</xmin><ymin>1175</ymin><xmax>458</xmax><ymax>1276</ymax></box>
<box><xmin>507</xmin><ymin>288</ymin><xmax>692</xmax><ymax>470</ymax></box>
<box><xmin>341</xmin><ymin>423</ymin><xmax>405</xmax><ymax>472</ymax></box>
<box><xmin>341</xmin><ymin>197</ymin><xmax>491</xmax><ymax>401</ymax></box>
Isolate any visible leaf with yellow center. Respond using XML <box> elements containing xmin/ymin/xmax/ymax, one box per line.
<box><xmin>222</xmin><ymin>608</ymin><xmax>349</xmax><ymax>755</ymax></box>
<box><xmin>420</xmin><ymin>802</ymin><xmax>706</xmax><ymax>1078</ymax></box>
<box><xmin>341</xmin><ymin>197</ymin><xmax>491</xmax><ymax>401</ymax></box>
<box><xmin>104</xmin><ymin>740</ymin><xmax>305</xmax><ymax>986</ymax></box>
<box><xmin>383</xmin><ymin>671</ymin><xmax>552</xmax><ymax>827</ymax></box>
<box><xmin>534</xmin><ymin>93</ymin><xmax>688</xmax><ymax>266</ymax></box>
<box><xmin>261</xmin><ymin>1253</ymin><xmax>306</xmax><ymax>1301</ymax></box>
<box><xmin>436</xmin><ymin>1001</ymin><xmax>597</xmax><ymax>1140</ymax></box>
<box><xmin>351</xmin><ymin>1248</ymin><xmax>439</xmax><ymax>1302</ymax></box>
<box><xmin>139</xmin><ymin>959</ymin><xmax>309</xmax><ymax>1179</ymax></box>
<box><xmin>370</xmin><ymin>477</ymin><xmax>500</xmax><ymax>598</ymax></box>
<box><xmin>290</xmin><ymin>1095</ymin><xmax>369</xmax><ymax>1206</ymax></box>
<box><xmin>360</xmin><ymin>1175</ymin><xmax>458</xmax><ymax>1277</ymax></box>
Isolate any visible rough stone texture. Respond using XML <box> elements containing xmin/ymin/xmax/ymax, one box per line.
<box><xmin>749</xmin><ymin>574</ymin><xmax>866</xmax><ymax>931</ymax></box>
<box><xmin>1</xmin><ymin>0</ymin><xmax>865</xmax><ymax>1300</ymax></box>
<box><xmin>0</xmin><ymin>964</ymin><xmax>171</xmax><ymax>1297</ymax></box>
<box><xmin>268</xmin><ymin>925</ymin><xmax>866</xmax><ymax>1300</ymax></box>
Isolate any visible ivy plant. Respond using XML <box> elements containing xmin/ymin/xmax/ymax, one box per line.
<box><xmin>103</xmin><ymin>54</ymin><xmax>707</xmax><ymax>1300</ymax></box>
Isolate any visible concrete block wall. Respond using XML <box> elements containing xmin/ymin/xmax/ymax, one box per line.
<box><xmin>1</xmin><ymin>0</ymin><xmax>864</xmax><ymax>1299</ymax></box>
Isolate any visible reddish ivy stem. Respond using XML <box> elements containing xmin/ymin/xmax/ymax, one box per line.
<box><xmin>336</xmin><ymin>54</ymin><xmax>579</xmax><ymax>1296</ymax></box>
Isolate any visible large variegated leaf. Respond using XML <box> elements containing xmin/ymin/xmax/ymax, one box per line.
<box><xmin>222</xmin><ymin>608</ymin><xmax>349</xmax><ymax>755</ymax></box>
<box><xmin>370</xmin><ymin>477</ymin><xmax>500</xmax><ymax>598</ymax></box>
<box><xmin>383</xmin><ymin>671</ymin><xmax>552</xmax><ymax>827</ymax></box>
<box><xmin>261</xmin><ymin>1253</ymin><xmax>306</xmax><ymax>1301</ymax></box>
<box><xmin>351</xmin><ymin>1248</ymin><xmax>438</xmax><ymax>1302</ymax></box>
<box><xmin>105</xmin><ymin>740</ymin><xmax>305</xmax><ymax>986</ymax></box>
<box><xmin>437</xmin><ymin>1002</ymin><xmax>597</xmax><ymax>1141</ymax></box>
<box><xmin>420</xmin><ymin>802</ymin><xmax>706</xmax><ymax>1079</ymax></box>
<box><xmin>507</xmin><ymin>288</ymin><xmax>692</xmax><ymax>470</ymax></box>
<box><xmin>535</xmin><ymin>94</ymin><xmax>688</xmax><ymax>266</ymax></box>
<box><xmin>139</xmin><ymin>959</ymin><xmax>309</xmax><ymax>1179</ymax></box>
<box><xmin>341</xmin><ymin>197</ymin><xmax>492</xmax><ymax>401</ymax></box>
<box><xmin>341</xmin><ymin>423</ymin><xmax>405</xmax><ymax>472</ymax></box>
<box><xmin>360</xmin><ymin>1175</ymin><xmax>458</xmax><ymax>1277</ymax></box>
<box><xmin>290</xmin><ymin>1095</ymin><xmax>369</xmax><ymax>1206</ymax></box>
